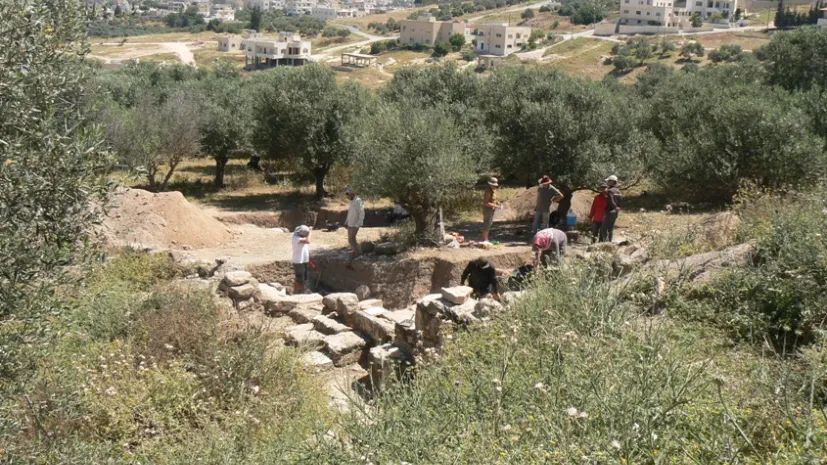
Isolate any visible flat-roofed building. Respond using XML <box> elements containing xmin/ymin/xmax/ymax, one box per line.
<box><xmin>399</xmin><ymin>13</ymin><xmax>470</xmax><ymax>47</ymax></box>
<box><xmin>242</xmin><ymin>32</ymin><xmax>312</xmax><ymax>68</ymax></box>
<box><xmin>472</xmin><ymin>23</ymin><xmax>530</xmax><ymax>56</ymax></box>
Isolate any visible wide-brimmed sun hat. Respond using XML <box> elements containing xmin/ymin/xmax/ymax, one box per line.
<box><xmin>488</xmin><ymin>177</ymin><xmax>499</xmax><ymax>187</ymax></box>
<box><xmin>294</xmin><ymin>225</ymin><xmax>311</xmax><ymax>237</ymax></box>
<box><xmin>605</xmin><ymin>175</ymin><xmax>618</xmax><ymax>183</ymax></box>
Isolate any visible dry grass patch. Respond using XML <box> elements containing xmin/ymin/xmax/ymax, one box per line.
<box><xmin>544</xmin><ymin>39</ymin><xmax>614</xmax><ymax>80</ymax></box>
<box><xmin>193</xmin><ymin>47</ymin><xmax>246</xmax><ymax>69</ymax></box>
<box><xmin>335</xmin><ymin>66</ymin><xmax>391</xmax><ymax>89</ymax></box>
<box><xmin>691</xmin><ymin>31</ymin><xmax>771</xmax><ymax>51</ymax></box>
<box><xmin>330</xmin><ymin>8</ymin><xmax>427</xmax><ymax>31</ymax></box>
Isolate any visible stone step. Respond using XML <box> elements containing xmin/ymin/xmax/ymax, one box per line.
<box><xmin>323</xmin><ymin>331</ymin><xmax>369</xmax><ymax>367</ymax></box>
<box><xmin>380</xmin><ymin>308</ymin><xmax>415</xmax><ymax>325</ymax></box>
<box><xmin>301</xmin><ymin>351</ymin><xmax>334</xmax><ymax>373</ymax></box>
<box><xmin>441</xmin><ymin>286</ymin><xmax>473</xmax><ymax>305</ymax></box>
<box><xmin>358</xmin><ymin>298</ymin><xmax>384</xmax><ymax>310</ymax></box>
<box><xmin>265</xmin><ymin>293</ymin><xmax>324</xmax><ymax>315</ymax></box>
<box><xmin>288</xmin><ymin>306</ymin><xmax>323</xmax><ymax>324</ymax></box>
<box><xmin>284</xmin><ymin>323</ymin><xmax>325</xmax><ymax>349</ymax></box>
<box><xmin>351</xmin><ymin>309</ymin><xmax>395</xmax><ymax>344</ymax></box>
<box><xmin>312</xmin><ymin>314</ymin><xmax>351</xmax><ymax>335</ymax></box>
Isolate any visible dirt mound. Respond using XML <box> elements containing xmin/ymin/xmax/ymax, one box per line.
<box><xmin>102</xmin><ymin>188</ymin><xmax>233</xmax><ymax>250</ymax></box>
<box><xmin>496</xmin><ymin>187</ymin><xmax>594</xmax><ymax>223</ymax></box>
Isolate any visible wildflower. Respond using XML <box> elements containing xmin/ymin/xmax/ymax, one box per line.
<box><xmin>510</xmin><ymin>436</ymin><xmax>519</xmax><ymax>442</ymax></box>
<box><xmin>534</xmin><ymin>382</ymin><xmax>544</xmax><ymax>389</ymax></box>
<box><xmin>104</xmin><ymin>386</ymin><xmax>117</xmax><ymax>396</ymax></box>
<box><xmin>578</xmin><ymin>411</ymin><xmax>589</xmax><ymax>419</ymax></box>
<box><xmin>4</xmin><ymin>159</ymin><xmax>13</xmax><ymax>166</ymax></box>
<box><xmin>501</xmin><ymin>424</ymin><xmax>512</xmax><ymax>432</ymax></box>
<box><xmin>454</xmin><ymin>380</ymin><xmax>461</xmax><ymax>386</ymax></box>
<box><xmin>566</xmin><ymin>407</ymin><xmax>579</xmax><ymax>417</ymax></box>
<box><xmin>611</xmin><ymin>440</ymin><xmax>621</xmax><ymax>450</ymax></box>
<box><xmin>164</xmin><ymin>343</ymin><xmax>175</xmax><ymax>351</ymax></box>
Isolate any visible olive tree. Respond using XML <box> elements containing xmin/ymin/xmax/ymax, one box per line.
<box><xmin>647</xmin><ymin>72</ymin><xmax>826</xmax><ymax>201</ymax></box>
<box><xmin>252</xmin><ymin>65</ymin><xmax>372</xmax><ymax>198</ymax></box>
<box><xmin>1</xmin><ymin>0</ymin><xmax>110</xmax><ymax>374</ymax></box>
<box><xmin>480</xmin><ymin>67</ymin><xmax>652</xmax><ymax>215</ymax></box>
<box><xmin>350</xmin><ymin>103</ymin><xmax>477</xmax><ymax>237</ymax></box>
<box><xmin>198</xmin><ymin>77</ymin><xmax>252</xmax><ymax>187</ymax></box>
<box><xmin>756</xmin><ymin>26</ymin><xmax>827</xmax><ymax>91</ymax></box>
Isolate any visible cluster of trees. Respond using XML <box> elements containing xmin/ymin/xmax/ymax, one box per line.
<box><xmin>368</xmin><ymin>18</ymin><xmax>401</xmax><ymax>34</ymax></box>
<box><xmin>164</xmin><ymin>6</ymin><xmax>205</xmax><ymax>28</ymax></box>
<box><xmin>611</xmin><ymin>38</ymin><xmax>677</xmax><ymax>72</ymax></box>
<box><xmin>557</xmin><ymin>0</ymin><xmax>612</xmax><ymax>25</ymax></box>
<box><xmin>95</xmin><ymin>27</ymin><xmax>827</xmax><ymax>239</ymax></box>
<box><xmin>775</xmin><ymin>0</ymin><xmax>825</xmax><ymax>29</ymax></box>
<box><xmin>242</xmin><ymin>7</ymin><xmax>327</xmax><ymax>35</ymax></box>
<box><xmin>322</xmin><ymin>26</ymin><xmax>352</xmax><ymax>38</ymax></box>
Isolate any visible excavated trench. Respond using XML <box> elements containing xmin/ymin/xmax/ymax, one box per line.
<box><xmin>247</xmin><ymin>247</ymin><xmax>533</xmax><ymax>309</ymax></box>
<box><xmin>214</xmin><ymin>206</ymin><xmax>397</xmax><ymax>230</ymax></box>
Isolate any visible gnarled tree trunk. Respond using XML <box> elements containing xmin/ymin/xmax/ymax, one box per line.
<box><xmin>214</xmin><ymin>155</ymin><xmax>229</xmax><ymax>187</ymax></box>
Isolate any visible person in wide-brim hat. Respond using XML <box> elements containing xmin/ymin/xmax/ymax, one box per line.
<box><xmin>533</xmin><ymin>175</ymin><xmax>563</xmax><ymax>234</ymax></box>
<box><xmin>482</xmin><ymin>177</ymin><xmax>500</xmax><ymax>242</ymax></box>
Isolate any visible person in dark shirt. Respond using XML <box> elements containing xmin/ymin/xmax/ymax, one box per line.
<box><xmin>599</xmin><ymin>175</ymin><xmax>622</xmax><ymax>242</ymax></box>
<box><xmin>461</xmin><ymin>257</ymin><xmax>499</xmax><ymax>300</ymax></box>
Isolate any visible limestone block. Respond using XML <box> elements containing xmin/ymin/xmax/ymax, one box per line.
<box><xmin>301</xmin><ymin>351</ymin><xmax>334</xmax><ymax>373</ymax></box>
<box><xmin>355</xmin><ymin>285</ymin><xmax>371</xmax><ymax>301</ymax></box>
<box><xmin>446</xmin><ymin>299</ymin><xmax>478</xmax><ymax>324</ymax></box>
<box><xmin>228</xmin><ymin>283</ymin><xmax>260</xmax><ymax>301</ymax></box>
<box><xmin>322</xmin><ymin>292</ymin><xmax>358</xmax><ymax>312</ymax></box>
<box><xmin>288</xmin><ymin>306</ymin><xmax>322</xmax><ymax>324</ymax></box>
<box><xmin>284</xmin><ymin>324</ymin><xmax>325</xmax><ymax>349</ymax></box>
<box><xmin>358</xmin><ymin>298</ymin><xmax>384</xmax><ymax>310</ymax></box>
<box><xmin>323</xmin><ymin>331</ymin><xmax>369</xmax><ymax>367</ymax></box>
<box><xmin>501</xmin><ymin>291</ymin><xmax>525</xmax><ymax>307</ymax></box>
<box><xmin>266</xmin><ymin>293</ymin><xmax>323</xmax><ymax>314</ymax></box>
<box><xmin>222</xmin><ymin>270</ymin><xmax>254</xmax><ymax>288</ymax></box>
<box><xmin>258</xmin><ymin>283</ymin><xmax>285</xmax><ymax>303</ymax></box>
<box><xmin>380</xmin><ymin>308</ymin><xmax>415</xmax><ymax>325</ymax></box>
<box><xmin>351</xmin><ymin>310</ymin><xmax>395</xmax><ymax>344</ymax></box>
<box><xmin>312</xmin><ymin>315</ymin><xmax>351</xmax><ymax>335</ymax></box>
<box><xmin>441</xmin><ymin>286</ymin><xmax>474</xmax><ymax>305</ymax></box>
<box><xmin>394</xmin><ymin>320</ymin><xmax>418</xmax><ymax>357</ymax></box>
<box><xmin>473</xmin><ymin>298</ymin><xmax>504</xmax><ymax>319</ymax></box>
<box><xmin>368</xmin><ymin>344</ymin><xmax>408</xmax><ymax>392</ymax></box>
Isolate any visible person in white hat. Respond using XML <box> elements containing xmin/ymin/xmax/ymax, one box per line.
<box><xmin>599</xmin><ymin>175</ymin><xmax>621</xmax><ymax>242</ymax></box>
<box><xmin>344</xmin><ymin>187</ymin><xmax>364</xmax><ymax>267</ymax></box>
<box><xmin>292</xmin><ymin>225</ymin><xmax>311</xmax><ymax>294</ymax></box>
<box><xmin>481</xmin><ymin>177</ymin><xmax>500</xmax><ymax>243</ymax></box>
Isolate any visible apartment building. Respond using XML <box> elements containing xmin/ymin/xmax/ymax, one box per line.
<box><xmin>473</xmin><ymin>23</ymin><xmax>531</xmax><ymax>56</ymax></box>
<box><xmin>619</xmin><ymin>0</ymin><xmax>737</xmax><ymax>26</ymax></box>
<box><xmin>211</xmin><ymin>4</ymin><xmax>236</xmax><ymax>20</ymax></box>
<box><xmin>287</xmin><ymin>0</ymin><xmax>317</xmax><ymax>15</ymax></box>
<box><xmin>242</xmin><ymin>32</ymin><xmax>312</xmax><ymax>68</ymax></box>
<box><xmin>399</xmin><ymin>14</ymin><xmax>470</xmax><ymax>47</ymax></box>
<box><xmin>311</xmin><ymin>5</ymin><xmax>360</xmax><ymax>19</ymax></box>
<box><xmin>247</xmin><ymin>0</ymin><xmax>285</xmax><ymax>10</ymax></box>
<box><xmin>217</xmin><ymin>35</ymin><xmax>242</xmax><ymax>51</ymax></box>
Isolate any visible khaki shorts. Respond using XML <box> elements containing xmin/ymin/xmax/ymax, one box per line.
<box><xmin>293</xmin><ymin>263</ymin><xmax>309</xmax><ymax>284</ymax></box>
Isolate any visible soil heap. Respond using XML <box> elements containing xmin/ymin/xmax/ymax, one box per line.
<box><xmin>496</xmin><ymin>187</ymin><xmax>594</xmax><ymax>223</ymax></box>
<box><xmin>102</xmin><ymin>188</ymin><xmax>233</xmax><ymax>250</ymax></box>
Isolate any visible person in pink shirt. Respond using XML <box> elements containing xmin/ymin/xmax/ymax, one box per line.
<box><xmin>532</xmin><ymin>227</ymin><xmax>567</xmax><ymax>268</ymax></box>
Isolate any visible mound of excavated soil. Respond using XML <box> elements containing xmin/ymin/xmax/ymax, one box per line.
<box><xmin>496</xmin><ymin>187</ymin><xmax>594</xmax><ymax>223</ymax></box>
<box><xmin>102</xmin><ymin>188</ymin><xmax>233</xmax><ymax>250</ymax></box>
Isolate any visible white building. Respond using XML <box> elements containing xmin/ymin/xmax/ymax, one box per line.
<box><xmin>311</xmin><ymin>5</ymin><xmax>360</xmax><ymax>19</ymax></box>
<box><xmin>619</xmin><ymin>0</ymin><xmax>738</xmax><ymax>27</ymax></box>
<box><xmin>211</xmin><ymin>4</ymin><xmax>237</xmax><ymax>20</ymax></box>
<box><xmin>242</xmin><ymin>32</ymin><xmax>312</xmax><ymax>68</ymax></box>
<box><xmin>247</xmin><ymin>0</ymin><xmax>285</xmax><ymax>10</ymax></box>
<box><xmin>473</xmin><ymin>23</ymin><xmax>531</xmax><ymax>56</ymax></box>
<box><xmin>286</xmin><ymin>0</ymin><xmax>317</xmax><ymax>14</ymax></box>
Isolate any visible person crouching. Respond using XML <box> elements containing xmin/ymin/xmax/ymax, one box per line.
<box><xmin>532</xmin><ymin>227</ymin><xmax>567</xmax><ymax>268</ymax></box>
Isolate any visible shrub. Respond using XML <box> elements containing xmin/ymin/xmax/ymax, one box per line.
<box><xmin>680</xmin><ymin>41</ymin><xmax>705</xmax><ymax>60</ymax></box>
<box><xmin>433</xmin><ymin>40</ymin><xmax>452</xmax><ymax>56</ymax></box>
<box><xmin>449</xmin><ymin>32</ymin><xmax>466</xmax><ymax>51</ymax></box>
<box><xmin>521</xmin><ymin>8</ymin><xmax>535</xmax><ymax>20</ymax></box>
<box><xmin>539</xmin><ymin>4</ymin><xmax>551</xmax><ymax>12</ymax></box>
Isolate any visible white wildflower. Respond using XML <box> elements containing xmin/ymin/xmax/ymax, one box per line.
<box><xmin>104</xmin><ymin>386</ymin><xmax>117</xmax><ymax>396</ymax></box>
<box><xmin>566</xmin><ymin>407</ymin><xmax>579</xmax><ymax>417</ymax></box>
<box><xmin>611</xmin><ymin>440</ymin><xmax>621</xmax><ymax>450</ymax></box>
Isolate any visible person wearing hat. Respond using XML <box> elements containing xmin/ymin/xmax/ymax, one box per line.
<box><xmin>292</xmin><ymin>225</ymin><xmax>312</xmax><ymax>294</ymax></box>
<box><xmin>532</xmin><ymin>227</ymin><xmax>568</xmax><ymax>267</ymax></box>
<box><xmin>482</xmin><ymin>177</ymin><xmax>501</xmax><ymax>243</ymax></box>
<box><xmin>461</xmin><ymin>257</ymin><xmax>500</xmax><ymax>301</ymax></box>
<box><xmin>599</xmin><ymin>175</ymin><xmax>621</xmax><ymax>242</ymax></box>
<box><xmin>344</xmin><ymin>187</ymin><xmax>364</xmax><ymax>267</ymax></box>
<box><xmin>589</xmin><ymin>182</ymin><xmax>608</xmax><ymax>244</ymax></box>
<box><xmin>533</xmin><ymin>175</ymin><xmax>563</xmax><ymax>233</ymax></box>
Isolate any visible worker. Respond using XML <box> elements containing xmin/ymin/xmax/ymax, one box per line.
<box><xmin>599</xmin><ymin>175</ymin><xmax>622</xmax><ymax>242</ymax></box>
<box><xmin>589</xmin><ymin>182</ymin><xmax>608</xmax><ymax>244</ymax></box>
<box><xmin>533</xmin><ymin>175</ymin><xmax>563</xmax><ymax>233</ymax></box>
<box><xmin>345</xmin><ymin>187</ymin><xmax>364</xmax><ymax>267</ymax></box>
<box><xmin>461</xmin><ymin>257</ymin><xmax>500</xmax><ymax>300</ymax></box>
<box><xmin>481</xmin><ymin>177</ymin><xmax>500</xmax><ymax>243</ymax></box>
<box><xmin>532</xmin><ymin>227</ymin><xmax>568</xmax><ymax>268</ymax></box>
<box><xmin>292</xmin><ymin>225</ymin><xmax>311</xmax><ymax>294</ymax></box>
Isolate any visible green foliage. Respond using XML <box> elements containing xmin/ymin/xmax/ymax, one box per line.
<box><xmin>433</xmin><ymin>40</ymin><xmax>452</xmax><ymax>56</ymax></box>
<box><xmin>252</xmin><ymin>65</ymin><xmax>373</xmax><ymax>198</ymax></box>
<box><xmin>559</xmin><ymin>0</ymin><xmax>610</xmax><ymax>24</ymax></box>
<box><xmin>480</xmin><ymin>67</ymin><xmax>652</xmax><ymax>192</ymax></box>
<box><xmin>351</xmin><ymin>103</ymin><xmax>478</xmax><ymax>236</ymax></box>
<box><xmin>690</xmin><ymin>12</ymin><xmax>703</xmax><ymax>27</ymax></box>
<box><xmin>164</xmin><ymin>6</ymin><xmax>205</xmax><ymax>27</ymax></box>
<box><xmin>756</xmin><ymin>26</ymin><xmax>827</xmax><ymax>91</ymax></box>
<box><xmin>521</xmin><ymin>7</ymin><xmax>535</xmax><ymax>20</ymax></box>
<box><xmin>680</xmin><ymin>41</ymin><xmax>705</xmax><ymax>60</ymax></box>
<box><xmin>249</xmin><ymin>6</ymin><xmax>262</xmax><ymax>31</ymax></box>
<box><xmin>709</xmin><ymin>43</ymin><xmax>744</xmax><ymax>63</ymax></box>
<box><xmin>634</xmin><ymin>63</ymin><xmax>675</xmax><ymax>98</ymax></box>
<box><xmin>0</xmin><ymin>0</ymin><xmax>110</xmax><ymax>383</ymax></box>
<box><xmin>539</xmin><ymin>4</ymin><xmax>551</xmax><ymax>12</ymax></box>
<box><xmin>658</xmin><ymin>39</ymin><xmax>676</xmax><ymax>56</ymax></box>
<box><xmin>646</xmin><ymin>71</ymin><xmax>826</xmax><ymax>201</ymax></box>
<box><xmin>322</xmin><ymin>26</ymin><xmax>351</xmax><ymax>37</ymax></box>
<box><xmin>612</xmin><ymin>46</ymin><xmax>636</xmax><ymax>72</ymax></box>
<box><xmin>449</xmin><ymin>32</ymin><xmax>466</xmax><ymax>51</ymax></box>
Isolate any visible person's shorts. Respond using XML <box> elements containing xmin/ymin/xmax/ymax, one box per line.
<box><xmin>482</xmin><ymin>207</ymin><xmax>495</xmax><ymax>231</ymax></box>
<box><xmin>293</xmin><ymin>263</ymin><xmax>309</xmax><ymax>284</ymax></box>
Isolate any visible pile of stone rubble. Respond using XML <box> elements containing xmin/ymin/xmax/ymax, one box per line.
<box><xmin>214</xmin><ymin>269</ymin><xmax>523</xmax><ymax>392</ymax></box>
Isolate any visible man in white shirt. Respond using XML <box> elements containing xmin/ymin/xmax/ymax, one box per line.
<box><xmin>292</xmin><ymin>225</ymin><xmax>311</xmax><ymax>294</ymax></box>
<box><xmin>345</xmin><ymin>187</ymin><xmax>364</xmax><ymax>267</ymax></box>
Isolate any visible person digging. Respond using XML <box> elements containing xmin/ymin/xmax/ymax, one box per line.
<box><xmin>461</xmin><ymin>257</ymin><xmax>500</xmax><ymax>301</ymax></box>
<box><xmin>532</xmin><ymin>227</ymin><xmax>568</xmax><ymax>268</ymax></box>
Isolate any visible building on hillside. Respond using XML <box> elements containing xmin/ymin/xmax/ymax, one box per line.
<box><xmin>820</xmin><ymin>7</ymin><xmax>827</xmax><ymax>27</ymax></box>
<box><xmin>211</xmin><ymin>4</ymin><xmax>237</xmax><ymax>20</ymax></box>
<box><xmin>311</xmin><ymin>5</ymin><xmax>361</xmax><ymax>19</ymax></box>
<box><xmin>286</xmin><ymin>0</ymin><xmax>317</xmax><ymax>14</ymax></box>
<box><xmin>242</xmin><ymin>32</ymin><xmax>312</xmax><ymax>68</ymax></box>
<box><xmin>683</xmin><ymin>0</ymin><xmax>738</xmax><ymax>20</ymax></box>
<box><xmin>619</xmin><ymin>0</ymin><xmax>684</xmax><ymax>26</ymax></box>
<box><xmin>247</xmin><ymin>0</ymin><xmax>285</xmax><ymax>10</ymax></box>
<box><xmin>399</xmin><ymin>13</ymin><xmax>470</xmax><ymax>47</ymax></box>
<box><xmin>217</xmin><ymin>34</ymin><xmax>243</xmax><ymax>51</ymax></box>
<box><xmin>472</xmin><ymin>23</ymin><xmax>531</xmax><ymax>56</ymax></box>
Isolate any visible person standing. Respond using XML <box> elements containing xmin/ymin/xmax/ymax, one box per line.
<box><xmin>345</xmin><ymin>187</ymin><xmax>364</xmax><ymax>266</ymax></box>
<box><xmin>589</xmin><ymin>183</ymin><xmax>608</xmax><ymax>244</ymax></box>
<box><xmin>461</xmin><ymin>257</ymin><xmax>500</xmax><ymax>300</ymax></box>
<box><xmin>533</xmin><ymin>175</ymin><xmax>563</xmax><ymax>233</ymax></box>
<box><xmin>481</xmin><ymin>177</ymin><xmax>500</xmax><ymax>243</ymax></box>
<box><xmin>532</xmin><ymin>227</ymin><xmax>568</xmax><ymax>268</ymax></box>
<box><xmin>599</xmin><ymin>175</ymin><xmax>621</xmax><ymax>243</ymax></box>
<box><xmin>292</xmin><ymin>225</ymin><xmax>311</xmax><ymax>294</ymax></box>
